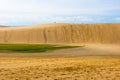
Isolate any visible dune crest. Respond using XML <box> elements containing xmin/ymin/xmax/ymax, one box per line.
<box><xmin>0</xmin><ymin>23</ymin><xmax>120</xmax><ymax>44</ymax></box>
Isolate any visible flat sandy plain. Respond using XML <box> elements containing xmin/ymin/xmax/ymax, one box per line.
<box><xmin>0</xmin><ymin>44</ymin><xmax>120</xmax><ymax>80</ymax></box>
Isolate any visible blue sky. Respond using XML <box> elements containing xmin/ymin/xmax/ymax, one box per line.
<box><xmin>0</xmin><ymin>0</ymin><xmax>120</xmax><ymax>26</ymax></box>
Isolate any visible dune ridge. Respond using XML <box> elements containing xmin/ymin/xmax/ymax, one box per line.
<box><xmin>0</xmin><ymin>23</ymin><xmax>120</xmax><ymax>44</ymax></box>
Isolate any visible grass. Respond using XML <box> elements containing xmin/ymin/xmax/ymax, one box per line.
<box><xmin>0</xmin><ymin>44</ymin><xmax>80</xmax><ymax>53</ymax></box>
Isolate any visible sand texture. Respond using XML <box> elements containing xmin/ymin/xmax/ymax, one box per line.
<box><xmin>0</xmin><ymin>23</ymin><xmax>120</xmax><ymax>44</ymax></box>
<box><xmin>0</xmin><ymin>23</ymin><xmax>120</xmax><ymax>80</ymax></box>
<box><xmin>0</xmin><ymin>57</ymin><xmax>120</xmax><ymax>80</ymax></box>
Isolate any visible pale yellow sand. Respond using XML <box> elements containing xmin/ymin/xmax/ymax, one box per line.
<box><xmin>0</xmin><ymin>23</ymin><xmax>120</xmax><ymax>80</ymax></box>
<box><xmin>0</xmin><ymin>23</ymin><xmax>120</xmax><ymax>44</ymax></box>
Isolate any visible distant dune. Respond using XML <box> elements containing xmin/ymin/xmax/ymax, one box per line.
<box><xmin>0</xmin><ymin>25</ymin><xmax>8</xmax><ymax>28</ymax></box>
<box><xmin>0</xmin><ymin>24</ymin><xmax>120</xmax><ymax>80</ymax></box>
<box><xmin>0</xmin><ymin>23</ymin><xmax>120</xmax><ymax>44</ymax></box>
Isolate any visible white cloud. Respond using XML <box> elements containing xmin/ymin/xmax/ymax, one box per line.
<box><xmin>0</xmin><ymin>15</ymin><xmax>105</xmax><ymax>25</ymax></box>
<box><xmin>0</xmin><ymin>0</ymin><xmax>119</xmax><ymax>25</ymax></box>
<box><xmin>33</xmin><ymin>16</ymin><xmax>104</xmax><ymax>24</ymax></box>
<box><xmin>114</xmin><ymin>18</ymin><xmax>120</xmax><ymax>21</ymax></box>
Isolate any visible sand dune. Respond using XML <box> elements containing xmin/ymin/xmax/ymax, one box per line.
<box><xmin>0</xmin><ymin>23</ymin><xmax>120</xmax><ymax>44</ymax></box>
<box><xmin>0</xmin><ymin>24</ymin><xmax>120</xmax><ymax>80</ymax></box>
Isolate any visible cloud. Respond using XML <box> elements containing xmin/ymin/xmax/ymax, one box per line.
<box><xmin>0</xmin><ymin>0</ymin><xmax>120</xmax><ymax>25</ymax></box>
<box><xmin>0</xmin><ymin>15</ymin><xmax>105</xmax><ymax>26</ymax></box>
<box><xmin>114</xmin><ymin>18</ymin><xmax>120</xmax><ymax>21</ymax></box>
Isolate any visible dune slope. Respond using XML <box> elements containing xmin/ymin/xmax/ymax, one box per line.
<box><xmin>0</xmin><ymin>23</ymin><xmax>120</xmax><ymax>44</ymax></box>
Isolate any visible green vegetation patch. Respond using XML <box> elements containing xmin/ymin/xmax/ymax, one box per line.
<box><xmin>0</xmin><ymin>44</ymin><xmax>80</xmax><ymax>53</ymax></box>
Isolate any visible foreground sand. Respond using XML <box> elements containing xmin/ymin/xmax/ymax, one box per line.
<box><xmin>0</xmin><ymin>44</ymin><xmax>120</xmax><ymax>80</ymax></box>
<box><xmin>0</xmin><ymin>57</ymin><xmax>120</xmax><ymax>80</ymax></box>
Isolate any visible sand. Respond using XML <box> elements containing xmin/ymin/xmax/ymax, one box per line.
<box><xmin>0</xmin><ymin>57</ymin><xmax>120</xmax><ymax>80</ymax></box>
<box><xmin>0</xmin><ymin>23</ymin><xmax>120</xmax><ymax>44</ymax></box>
<box><xmin>0</xmin><ymin>23</ymin><xmax>120</xmax><ymax>80</ymax></box>
<box><xmin>0</xmin><ymin>44</ymin><xmax>119</xmax><ymax>57</ymax></box>
<box><xmin>0</xmin><ymin>44</ymin><xmax>119</xmax><ymax>80</ymax></box>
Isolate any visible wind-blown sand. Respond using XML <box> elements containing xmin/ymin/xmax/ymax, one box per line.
<box><xmin>0</xmin><ymin>23</ymin><xmax>120</xmax><ymax>80</ymax></box>
<box><xmin>0</xmin><ymin>44</ymin><xmax>120</xmax><ymax>57</ymax></box>
<box><xmin>0</xmin><ymin>23</ymin><xmax>120</xmax><ymax>56</ymax></box>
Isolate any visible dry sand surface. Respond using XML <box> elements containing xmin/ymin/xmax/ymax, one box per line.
<box><xmin>0</xmin><ymin>23</ymin><xmax>120</xmax><ymax>80</ymax></box>
<box><xmin>0</xmin><ymin>44</ymin><xmax>120</xmax><ymax>80</ymax></box>
<box><xmin>0</xmin><ymin>44</ymin><xmax>120</xmax><ymax>57</ymax></box>
<box><xmin>0</xmin><ymin>57</ymin><xmax>120</xmax><ymax>80</ymax></box>
<box><xmin>0</xmin><ymin>23</ymin><xmax>120</xmax><ymax>44</ymax></box>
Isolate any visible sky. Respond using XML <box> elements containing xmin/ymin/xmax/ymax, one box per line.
<box><xmin>0</xmin><ymin>0</ymin><xmax>120</xmax><ymax>26</ymax></box>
